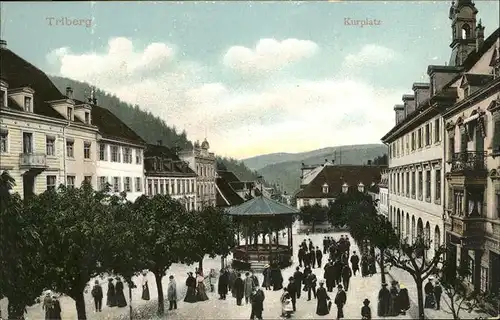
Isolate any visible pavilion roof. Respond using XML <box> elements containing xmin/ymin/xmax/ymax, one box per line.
<box><xmin>227</xmin><ymin>195</ymin><xmax>299</xmax><ymax>217</ymax></box>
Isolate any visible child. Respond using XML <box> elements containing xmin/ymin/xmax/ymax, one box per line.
<box><xmin>361</xmin><ymin>298</ymin><xmax>371</xmax><ymax>320</ymax></box>
<box><xmin>281</xmin><ymin>288</ymin><xmax>293</xmax><ymax>318</ymax></box>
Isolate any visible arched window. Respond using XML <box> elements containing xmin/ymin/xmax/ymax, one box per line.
<box><xmin>406</xmin><ymin>213</ymin><xmax>410</xmax><ymax>240</ymax></box>
<box><xmin>425</xmin><ymin>222</ymin><xmax>431</xmax><ymax>244</ymax></box>
<box><xmin>411</xmin><ymin>216</ymin><xmax>416</xmax><ymax>243</ymax></box>
<box><xmin>434</xmin><ymin>226</ymin><xmax>441</xmax><ymax>252</ymax></box>
<box><xmin>461</xmin><ymin>24</ymin><xmax>470</xmax><ymax>39</ymax></box>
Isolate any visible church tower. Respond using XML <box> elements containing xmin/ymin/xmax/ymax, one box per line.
<box><xmin>448</xmin><ymin>0</ymin><xmax>479</xmax><ymax>66</ymax></box>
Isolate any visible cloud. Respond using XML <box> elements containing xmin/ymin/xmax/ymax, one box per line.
<box><xmin>48</xmin><ymin>38</ymin><xmax>402</xmax><ymax>159</ymax></box>
<box><xmin>341</xmin><ymin>44</ymin><xmax>398</xmax><ymax>71</ymax></box>
<box><xmin>223</xmin><ymin>38</ymin><xmax>319</xmax><ymax>74</ymax></box>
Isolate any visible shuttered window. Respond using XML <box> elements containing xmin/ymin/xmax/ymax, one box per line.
<box><xmin>493</xmin><ymin>120</ymin><xmax>500</xmax><ymax>152</ymax></box>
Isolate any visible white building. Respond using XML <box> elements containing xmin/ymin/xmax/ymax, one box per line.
<box><xmin>378</xmin><ymin>170</ymin><xmax>389</xmax><ymax>217</ymax></box>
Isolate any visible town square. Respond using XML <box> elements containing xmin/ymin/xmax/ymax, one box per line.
<box><xmin>1</xmin><ymin>1</ymin><xmax>500</xmax><ymax>319</ymax></box>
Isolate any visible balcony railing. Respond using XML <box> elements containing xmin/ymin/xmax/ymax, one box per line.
<box><xmin>450</xmin><ymin>151</ymin><xmax>487</xmax><ymax>172</ymax></box>
<box><xmin>19</xmin><ymin>153</ymin><xmax>47</xmax><ymax>168</ymax></box>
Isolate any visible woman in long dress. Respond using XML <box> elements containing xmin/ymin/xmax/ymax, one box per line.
<box><xmin>51</xmin><ymin>295</ymin><xmax>62</xmax><ymax>320</ymax></box>
<box><xmin>184</xmin><ymin>272</ymin><xmax>197</xmax><ymax>303</ymax></box>
<box><xmin>141</xmin><ymin>271</ymin><xmax>150</xmax><ymax>300</ymax></box>
<box><xmin>115</xmin><ymin>277</ymin><xmax>127</xmax><ymax>307</ymax></box>
<box><xmin>196</xmin><ymin>271</ymin><xmax>209</xmax><ymax>301</ymax></box>
<box><xmin>316</xmin><ymin>281</ymin><xmax>330</xmax><ymax>316</ymax></box>
<box><xmin>106</xmin><ymin>278</ymin><xmax>116</xmax><ymax>307</ymax></box>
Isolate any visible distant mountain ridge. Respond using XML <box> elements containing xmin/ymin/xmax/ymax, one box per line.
<box><xmin>244</xmin><ymin>144</ymin><xmax>387</xmax><ymax>194</ymax></box>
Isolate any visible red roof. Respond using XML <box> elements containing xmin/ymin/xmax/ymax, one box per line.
<box><xmin>295</xmin><ymin>165</ymin><xmax>384</xmax><ymax>199</ymax></box>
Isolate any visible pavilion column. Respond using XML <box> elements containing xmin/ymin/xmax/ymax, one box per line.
<box><xmin>237</xmin><ymin>223</ymin><xmax>240</xmax><ymax>245</ymax></box>
<box><xmin>245</xmin><ymin>226</ymin><xmax>248</xmax><ymax>252</ymax></box>
<box><xmin>275</xmin><ymin>230</ymin><xmax>279</xmax><ymax>245</ymax></box>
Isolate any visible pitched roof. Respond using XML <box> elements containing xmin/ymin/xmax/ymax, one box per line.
<box><xmin>227</xmin><ymin>195</ymin><xmax>299</xmax><ymax>216</ymax></box>
<box><xmin>295</xmin><ymin>165</ymin><xmax>383</xmax><ymax>199</ymax></box>
<box><xmin>217</xmin><ymin>170</ymin><xmax>240</xmax><ymax>183</ymax></box>
<box><xmin>461</xmin><ymin>73</ymin><xmax>494</xmax><ymax>87</ymax></box>
<box><xmin>216</xmin><ymin>177</ymin><xmax>244</xmax><ymax>207</ymax></box>
<box><xmin>229</xmin><ymin>181</ymin><xmax>255</xmax><ymax>191</ymax></box>
<box><xmin>144</xmin><ymin>143</ymin><xmax>196</xmax><ymax>176</ymax></box>
<box><xmin>0</xmin><ymin>47</ymin><xmax>67</xmax><ymax>120</ymax></box>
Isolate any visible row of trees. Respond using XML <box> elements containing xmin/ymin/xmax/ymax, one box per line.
<box><xmin>298</xmin><ymin>190</ymin><xmax>495</xmax><ymax>319</ymax></box>
<box><xmin>0</xmin><ymin>172</ymin><xmax>235</xmax><ymax>320</ymax></box>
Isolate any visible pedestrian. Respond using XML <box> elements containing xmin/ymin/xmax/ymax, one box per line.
<box><xmin>106</xmin><ymin>278</ymin><xmax>116</xmax><ymax>307</ymax></box>
<box><xmin>262</xmin><ymin>264</ymin><xmax>272</xmax><ymax>290</ymax></box>
<box><xmin>141</xmin><ymin>270</ymin><xmax>150</xmax><ymax>300</ymax></box>
<box><xmin>244</xmin><ymin>272</ymin><xmax>254</xmax><ymax>304</ymax></box>
<box><xmin>184</xmin><ymin>272</ymin><xmax>197</xmax><ymax>303</ymax></box>
<box><xmin>341</xmin><ymin>264</ymin><xmax>352</xmax><ymax>292</ymax></box>
<box><xmin>398</xmin><ymin>283</ymin><xmax>410</xmax><ymax>315</ymax></box>
<box><xmin>286</xmin><ymin>276</ymin><xmax>297</xmax><ymax>312</ymax></box>
<box><xmin>271</xmin><ymin>264</ymin><xmax>283</xmax><ymax>291</ymax></box>
<box><xmin>334</xmin><ymin>284</ymin><xmax>347</xmax><ymax>319</ymax></box>
<box><xmin>298</xmin><ymin>246</ymin><xmax>305</xmax><ymax>267</ymax></box>
<box><xmin>350</xmin><ymin>251</ymin><xmax>360</xmax><ymax>276</ymax></box>
<box><xmin>361</xmin><ymin>256</ymin><xmax>369</xmax><ymax>277</ymax></box>
<box><xmin>316</xmin><ymin>246</ymin><xmax>323</xmax><ymax>268</ymax></box>
<box><xmin>361</xmin><ymin>298</ymin><xmax>371</xmax><ymax>320</ymax></box>
<box><xmin>115</xmin><ymin>277</ymin><xmax>127</xmax><ymax>307</ymax></box>
<box><xmin>281</xmin><ymin>288</ymin><xmax>293</xmax><ymax>318</ymax></box>
<box><xmin>306</xmin><ymin>271</ymin><xmax>317</xmax><ymax>301</ymax></box>
<box><xmin>434</xmin><ymin>280</ymin><xmax>442</xmax><ymax>310</ymax></box>
<box><xmin>324</xmin><ymin>260</ymin><xmax>335</xmax><ymax>292</ymax></box>
<box><xmin>388</xmin><ymin>280</ymin><xmax>399</xmax><ymax>316</ymax></box>
<box><xmin>377</xmin><ymin>283</ymin><xmax>390</xmax><ymax>317</ymax></box>
<box><xmin>333</xmin><ymin>259</ymin><xmax>342</xmax><ymax>287</ymax></box>
<box><xmin>250</xmin><ymin>270</ymin><xmax>260</xmax><ymax>287</ymax></box>
<box><xmin>91</xmin><ymin>280</ymin><xmax>103</xmax><ymax>312</ymax></box>
<box><xmin>293</xmin><ymin>267</ymin><xmax>303</xmax><ymax>299</ymax></box>
<box><xmin>310</xmin><ymin>247</ymin><xmax>316</xmax><ymax>268</ymax></box>
<box><xmin>250</xmin><ymin>286</ymin><xmax>265</xmax><ymax>320</ymax></box>
<box><xmin>229</xmin><ymin>268</ymin><xmax>237</xmax><ymax>296</ymax></box>
<box><xmin>316</xmin><ymin>280</ymin><xmax>330</xmax><ymax>316</ymax></box>
<box><xmin>51</xmin><ymin>295</ymin><xmax>62</xmax><ymax>320</ymax></box>
<box><xmin>308</xmin><ymin>239</ymin><xmax>314</xmax><ymax>252</ymax></box>
<box><xmin>167</xmin><ymin>275</ymin><xmax>178</xmax><ymax>310</ymax></box>
<box><xmin>42</xmin><ymin>292</ymin><xmax>53</xmax><ymax>320</ymax></box>
<box><xmin>234</xmin><ymin>273</ymin><xmax>244</xmax><ymax>306</ymax></box>
<box><xmin>424</xmin><ymin>278</ymin><xmax>435</xmax><ymax>308</ymax></box>
<box><xmin>218</xmin><ymin>267</ymin><xmax>229</xmax><ymax>299</ymax></box>
<box><xmin>196</xmin><ymin>271</ymin><xmax>209</xmax><ymax>301</ymax></box>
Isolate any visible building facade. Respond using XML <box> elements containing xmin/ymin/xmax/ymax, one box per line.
<box><xmin>378</xmin><ymin>170</ymin><xmax>389</xmax><ymax>217</ymax></box>
<box><xmin>178</xmin><ymin>139</ymin><xmax>216</xmax><ymax>209</ymax></box>
<box><xmin>144</xmin><ymin>142</ymin><xmax>197</xmax><ymax>211</ymax></box>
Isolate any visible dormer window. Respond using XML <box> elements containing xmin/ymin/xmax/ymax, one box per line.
<box><xmin>0</xmin><ymin>89</ymin><xmax>6</xmax><ymax>108</ymax></box>
<box><xmin>342</xmin><ymin>183</ymin><xmax>349</xmax><ymax>193</ymax></box>
<box><xmin>84</xmin><ymin>112</ymin><xmax>90</xmax><ymax>124</ymax></box>
<box><xmin>24</xmin><ymin>96</ymin><xmax>32</xmax><ymax>112</ymax></box>
<box><xmin>358</xmin><ymin>182</ymin><xmax>365</xmax><ymax>193</ymax></box>
<box><xmin>464</xmin><ymin>87</ymin><xmax>470</xmax><ymax>98</ymax></box>
<box><xmin>322</xmin><ymin>183</ymin><xmax>329</xmax><ymax>194</ymax></box>
<box><xmin>67</xmin><ymin>107</ymin><xmax>73</xmax><ymax>120</ymax></box>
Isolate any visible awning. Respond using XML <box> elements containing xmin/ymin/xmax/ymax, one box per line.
<box><xmin>463</xmin><ymin>113</ymin><xmax>480</xmax><ymax>124</ymax></box>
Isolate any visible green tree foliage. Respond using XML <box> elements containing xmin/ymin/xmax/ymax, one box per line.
<box><xmin>367</xmin><ymin>154</ymin><xmax>388</xmax><ymax>165</ymax></box>
<box><xmin>0</xmin><ymin>172</ymin><xmax>45</xmax><ymax>320</ymax></box>
<box><xmin>299</xmin><ymin>203</ymin><xmax>328</xmax><ymax>233</ymax></box>
<box><xmin>28</xmin><ymin>182</ymin><xmax>114</xmax><ymax>320</ymax></box>
<box><xmin>216</xmin><ymin>156</ymin><xmax>262</xmax><ymax>181</ymax></box>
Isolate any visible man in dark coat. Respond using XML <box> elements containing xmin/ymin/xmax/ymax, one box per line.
<box><xmin>377</xmin><ymin>283</ymin><xmax>390</xmax><ymax>317</ymax></box>
<box><xmin>323</xmin><ymin>237</ymin><xmax>328</xmax><ymax>254</ymax></box>
<box><xmin>184</xmin><ymin>272</ymin><xmax>197</xmax><ymax>303</ymax></box>
<box><xmin>286</xmin><ymin>277</ymin><xmax>297</xmax><ymax>312</ymax></box>
<box><xmin>91</xmin><ymin>280</ymin><xmax>103</xmax><ymax>312</ymax></box>
<box><xmin>334</xmin><ymin>284</ymin><xmax>347</xmax><ymax>319</ymax></box>
<box><xmin>398</xmin><ymin>284</ymin><xmax>410</xmax><ymax>315</ymax></box>
<box><xmin>324</xmin><ymin>260</ymin><xmax>335</xmax><ymax>292</ymax></box>
<box><xmin>298</xmin><ymin>247</ymin><xmax>305</xmax><ymax>267</ymax></box>
<box><xmin>270</xmin><ymin>265</ymin><xmax>283</xmax><ymax>291</ymax></box>
<box><xmin>434</xmin><ymin>281</ymin><xmax>442</xmax><ymax>310</ymax></box>
<box><xmin>316</xmin><ymin>280</ymin><xmax>330</xmax><ymax>316</ymax></box>
<box><xmin>424</xmin><ymin>279</ymin><xmax>435</xmax><ymax>308</ymax></box>
<box><xmin>115</xmin><ymin>277</ymin><xmax>127</xmax><ymax>308</ymax></box>
<box><xmin>234</xmin><ymin>273</ymin><xmax>244</xmax><ymax>305</ymax></box>
<box><xmin>329</xmin><ymin>244</ymin><xmax>337</xmax><ymax>261</ymax></box>
<box><xmin>315</xmin><ymin>246</ymin><xmax>323</xmax><ymax>268</ymax></box>
<box><xmin>303</xmin><ymin>250</ymin><xmax>311</xmax><ymax>267</ymax></box>
<box><xmin>250</xmin><ymin>287</ymin><xmax>265</xmax><ymax>320</ymax></box>
<box><xmin>310</xmin><ymin>248</ymin><xmax>316</xmax><ymax>268</ymax></box>
<box><xmin>218</xmin><ymin>268</ymin><xmax>229</xmax><ymax>299</ymax></box>
<box><xmin>308</xmin><ymin>239</ymin><xmax>314</xmax><ymax>252</ymax></box>
<box><xmin>350</xmin><ymin>251</ymin><xmax>360</xmax><ymax>276</ymax></box>
<box><xmin>341</xmin><ymin>264</ymin><xmax>352</xmax><ymax>292</ymax></box>
<box><xmin>333</xmin><ymin>259</ymin><xmax>343</xmax><ymax>287</ymax></box>
<box><xmin>293</xmin><ymin>267</ymin><xmax>303</xmax><ymax>299</ymax></box>
<box><xmin>305</xmin><ymin>271</ymin><xmax>317</xmax><ymax>301</ymax></box>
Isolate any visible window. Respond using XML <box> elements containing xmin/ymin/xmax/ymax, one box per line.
<box><xmin>136</xmin><ymin>150</ymin><xmax>142</xmax><ymax>164</ymax></box>
<box><xmin>83</xmin><ymin>142</ymin><xmax>91</xmax><ymax>159</ymax></box>
<box><xmin>147</xmin><ymin>179</ymin><xmax>152</xmax><ymax>195</ymax></box>
<box><xmin>67</xmin><ymin>175</ymin><xmax>75</xmax><ymax>188</ymax></box>
<box><xmin>154</xmin><ymin>179</ymin><xmax>159</xmax><ymax>195</ymax></box>
<box><xmin>135</xmin><ymin>177</ymin><xmax>142</xmax><ymax>192</ymax></box>
<box><xmin>0</xmin><ymin>90</ymin><xmax>5</xmax><ymax>107</ymax></box>
<box><xmin>22</xmin><ymin>132</ymin><xmax>33</xmax><ymax>154</ymax></box>
<box><xmin>111</xmin><ymin>146</ymin><xmax>120</xmax><ymax>162</ymax></box>
<box><xmin>405</xmin><ymin>172</ymin><xmax>409</xmax><ymax>196</ymax></box>
<box><xmin>493</xmin><ymin>120</ymin><xmax>500</xmax><ymax>153</ymax></box>
<box><xmin>435</xmin><ymin>119</ymin><xmax>441</xmax><ymax>142</ymax></box>
<box><xmin>411</xmin><ymin>171</ymin><xmax>416</xmax><ymax>197</ymax></box>
<box><xmin>425</xmin><ymin>124</ymin><xmax>431</xmax><ymax>146</ymax></box>
<box><xmin>99</xmin><ymin>144</ymin><xmax>107</xmax><ymax>161</ymax></box>
<box><xmin>411</xmin><ymin>132</ymin><xmax>415</xmax><ymax>151</ymax></box>
<box><xmin>67</xmin><ymin>107</ymin><xmax>73</xmax><ymax>120</ymax></box>
<box><xmin>113</xmin><ymin>177</ymin><xmax>120</xmax><ymax>192</ymax></box>
<box><xmin>99</xmin><ymin>176</ymin><xmax>107</xmax><ymax>190</ymax></box>
<box><xmin>496</xmin><ymin>191</ymin><xmax>500</xmax><ymax>218</ymax></box>
<box><xmin>84</xmin><ymin>112</ymin><xmax>90</xmax><ymax>124</ymax></box>
<box><xmin>177</xmin><ymin>180</ymin><xmax>181</xmax><ymax>194</ymax></box>
<box><xmin>0</xmin><ymin>130</ymin><xmax>8</xmax><ymax>153</ymax></box>
<box><xmin>448</xmin><ymin>135</ymin><xmax>455</xmax><ymax>161</ymax></box>
<box><xmin>454</xmin><ymin>191</ymin><xmax>464</xmax><ymax>215</ymax></box>
<box><xmin>46</xmin><ymin>137</ymin><xmax>55</xmax><ymax>156</ymax></box>
<box><xmin>24</xmin><ymin>96</ymin><xmax>32</xmax><ymax>112</ymax></box>
<box><xmin>46</xmin><ymin>175</ymin><xmax>57</xmax><ymax>190</ymax></box>
<box><xmin>435</xmin><ymin>169</ymin><xmax>441</xmax><ymax>201</ymax></box>
<box><xmin>124</xmin><ymin>177</ymin><xmax>131</xmax><ymax>192</ymax></box>
<box><xmin>418</xmin><ymin>171</ymin><xmax>423</xmax><ymax>199</ymax></box>
<box><xmin>425</xmin><ymin>170</ymin><xmax>431</xmax><ymax>201</ymax></box>
<box><xmin>191</xmin><ymin>180</ymin><xmax>195</xmax><ymax>193</ymax></box>
<box><xmin>84</xmin><ymin>176</ymin><xmax>92</xmax><ymax>185</ymax></box>
<box><xmin>460</xmin><ymin>130</ymin><xmax>468</xmax><ymax>152</ymax></box>
<box><xmin>480</xmin><ymin>266</ymin><xmax>489</xmax><ymax>292</ymax></box>
<box><xmin>66</xmin><ymin>140</ymin><xmax>74</xmax><ymax>158</ymax></box>
<box><xmin>159</xmin><ymin>181</ymin><xmax>164</xmax><ymax>194</ymax></box>
<box><xmin>123</xmin><ymin>148</ymin><xmax>132</xmax><ymax>163</ymax></box>
<box><xmin>417</xmin><ymin>128</ymin><xmax>422</xmax><ymax>148</ymax></box>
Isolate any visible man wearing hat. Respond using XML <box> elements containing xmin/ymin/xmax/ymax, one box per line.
<box><xmin>334</xmin><ymin>284</ymin><xmax>347</xmax><ymax>319</ymax></box>
<box><xmin>434</xmin><ymin>280</ymin><xmax>442</xmax><ymax>310</ymax></box>
<box><xmin>293</xmin><ymin>267</ymin><xmax>304</xmax><ymax>299</ymax></box>
<box><xmin>377</xmin><ymin>283</ymin><xmax>390</xmax><ymax>317</ymax></box>
<box><xmin>361</xmin><ymin>298</ymin><xmax>371</xmax><ymax>319</ymax></box>
<box><xmin>315</xmin><ymin>280</ymin><xmax>330</xmax><ymax>316</ymax></box>
<box><xmin>286</xmin><ymin>276</ymin><xmax>298</xmax><ymax>312</ymax></box>
<box><xmin>91</xmin><ymin>280</ymin><xmax>103</xmax><ymax>312</ymax></box>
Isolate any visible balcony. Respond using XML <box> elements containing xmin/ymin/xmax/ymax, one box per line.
<box><xmin>19</xmin><ymin>153</ymin><xmax>47</xmax><ymax>169</ymax></box>
<box><xmin>447</xmin><ymin>151</ymin><xmax>488</xmax><ymax>186</ymax></box>
<box><xmin>448</xmin><ymin>215</ymin><xmax>486</xmax><ymax>249</ymax></box>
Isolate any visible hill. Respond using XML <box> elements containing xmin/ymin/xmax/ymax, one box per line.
<box><xmin>252</xmin><ymin>144</ymin><xmax>387</xmax><ymax>194</ymax></box>
<box><xmin>49</xmin><ymin>76</ymin><xmax>260</xmax><ymax>182</ymax></box>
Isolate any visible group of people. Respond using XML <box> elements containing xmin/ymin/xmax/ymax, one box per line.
<box><xmin>88</xmin><ymin>276</ymin><xmax>128</xmax><ymax>315</ymax></box>
<box><xmin>424</xmin><ymin>276</ymin><xmax>443</xmax><ymax>311</ymax></box>
<box><xmin>377</xmin><ymin>280</ymin><xmax>411</xmax><ymax>317</ymax></box>
<box><xmin>184</xmin><ymin>270</ymin><xmax>209</xmax><ymax>303</ymax></box>
<box><xmin>42</xmin><ymin>292</ymin><xmax>62</xmax><ymax>320</ymax></box>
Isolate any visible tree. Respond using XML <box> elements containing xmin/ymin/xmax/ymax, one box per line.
<box><xmin>132</xmin><ymin>194</ymin><xmax>191</xmax><ymax>315</ymax></box>
<box><xmin>383</xmin><ymin>237</ymin><xmax>446</xmax><ymax>320</ymax></box>
<box><xmin>31</xmin><ymin>182</ymin><xmax>115</xmax><ymax>320</ymax></box>
<box><xmin>439</xmin><ymin>261</ymin><xmax>492</xmax><ymax>320</ymax></box>
<box><xmin>328</xmin><ymin>190</ymin><xmax>370</xmax><ymax>228</ymax></box>
<box><xmin>299</xmin><ymin>204</ymin><xmax>328</xmax><ymax>232</ymax></box>
<box><xmin>0</xmin><ymin>172</ymin><xmax>45</xmax><ymax>320</ymax></box>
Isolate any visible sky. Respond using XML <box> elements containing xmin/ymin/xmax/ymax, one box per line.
<box><xmin>1</xmin><ymin>1</ymin><xmax>499</xmax><ymax>160</ymax></box>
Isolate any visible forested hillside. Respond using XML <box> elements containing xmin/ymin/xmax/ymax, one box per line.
<box><xmin>49</xmin><ymin>76</ymin><xmax>259</xmax><ymax>181</ymax></box>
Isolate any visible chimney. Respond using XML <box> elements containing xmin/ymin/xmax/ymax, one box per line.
<box><xmin>0</xmin><ymin>40</ymin><xmax>6</xmax><ymax>49</ymax></box>
<box><xmin>65</xmin><ymin>86</ymin><xmax>73</xmax><ymax>99</ymax></box>
<box><xmin>157</xmin><ymin>140</ymin><xmax>162</xmax><ymax>146</ymax></box>
<box><xmin>475</xmin><ymin>20</ymin><xmax>485</xmax><ymax>51</ymax></box>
